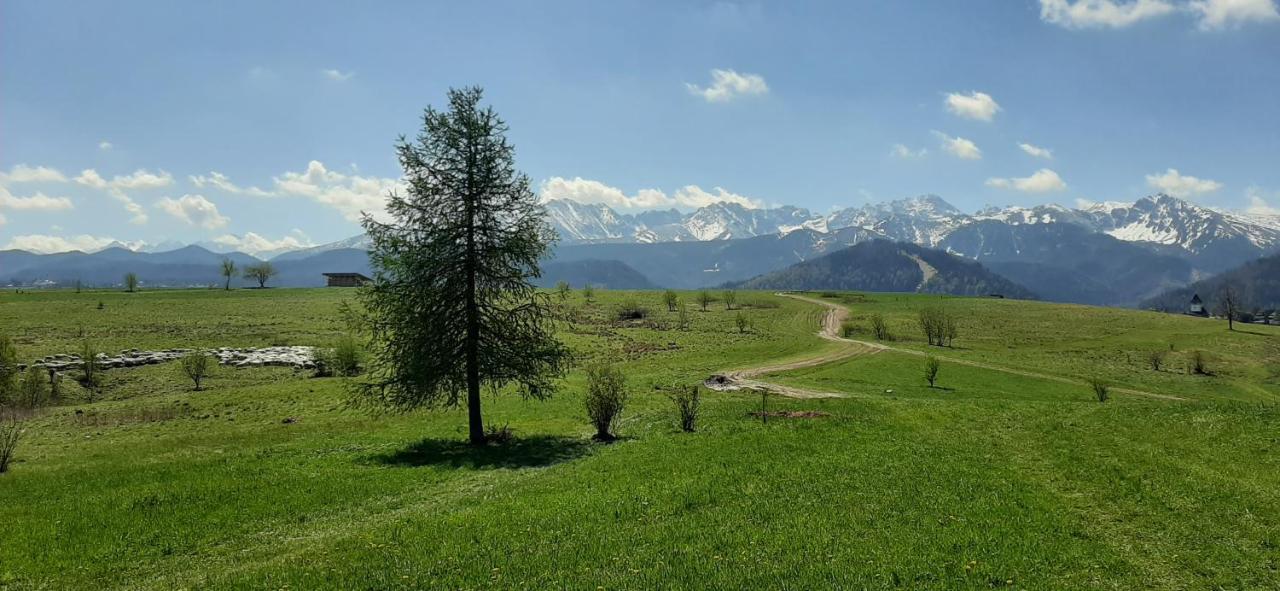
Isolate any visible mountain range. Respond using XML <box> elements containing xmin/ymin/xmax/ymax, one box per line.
<box><xmin>5</xmin><ymin>193</ymin><xmax>1278</xmax><ymax>306</ymax></box>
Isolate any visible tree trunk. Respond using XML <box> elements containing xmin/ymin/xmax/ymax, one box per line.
<box><xmin>464</xmin><ymin>144</ymin><xmax>484</xmax><ymax>446</ymax></box>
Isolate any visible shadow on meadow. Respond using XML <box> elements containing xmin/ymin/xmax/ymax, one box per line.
<box><xmin>368</xmin><ymin>435</ymin><xmax>593</xmax><ymax>470</ymax></box>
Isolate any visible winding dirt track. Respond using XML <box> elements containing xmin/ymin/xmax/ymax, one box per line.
<box><xmin>707</xmin><ymin>293</ymin><xmax>1184</xmax><ymax>401</ymax></box>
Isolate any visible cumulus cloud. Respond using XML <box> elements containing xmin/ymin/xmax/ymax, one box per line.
<box><xmin>74</xmin><ymin>168</ymin><xmax>166</xmax><ymax>224</ymax></box>
<box><xmin>322</xmin><ymin>68</ymin><xmax>355</xmax><ymax>82</ymax></box>
<box><xmin>211</xmin><ymin>229</ymin><xmax>314</xmax><ymax>257</ymax></box>
<box><xmin>986</xmin><ymin>169</ymin><xmax>1068</xmax><ymax>193</ymax></box>
<box><xmin>155</xmin><ymin>194</ymin><xmax>230</xmax><ymax>229</ymax></box>
<box><xmin>1190</xmin><ymin>0</ymin><xmax>1280</xmax><ymax>29</ymax></box>
<box><xmin>0</xmin><ymin>164</ymin><xmax>68</xmax><ymax>184</ymax></box>
<box><xmin>944</xmin><ymin>91</ymin><xmax>1001</xmax><ymax>122</ymax></box>
<box><xmin>99</xmin><ymin>140</ymin><xmax>113</xmax><ymax>150</ymax></box>
<box><xmin>190</xmin><ymin>171</ymin><xmax>274</xmax><ymax>196</ymax></box>
<box><xmin>3</xmin><ymin>234</ymin><xmax>121</xmax><ymax>254</ymax></box>
<box><xmin>272</xmin><ymin>160</ymin><xmax>402</xmax><ymax>221</ymax></box>
<box><xmin>686</xmin><ymin>69</ymin><xmax>769</xmax><ymax>102</ymax></box>
<box><xmin>1039</xmin><ymin>0</ymin><xmax>1176</xmax><ymax>28</ymax></box>
<box><xmin>1146</xmin><ymin>168</ymin><xmax>1223</xmax><ymax>197</ymax></box>
<box><xmin>1018</xmin><ymin>142</ymin><xmax>1054</xmax><ymax>159</ymax></box>
<box><xmin>539</xmin><ymin>176</ymin><xmax>764</xmax><ymax>210</ymax></box>
<box><xmin>933</xmin><ymin>131</ymin><xmax>982</xmax><ymax>160</ymax></box>
<box><xmin>0</xmin><ymin>187</ymin><xmax>74</xmax><ymax>211</ymax></box>
<box><xmin>890</xmin><ymin>144</ymin><xmax>928</xmax><ymax>159</ymax></box>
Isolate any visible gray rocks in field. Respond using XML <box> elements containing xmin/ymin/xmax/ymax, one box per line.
<box><xmin>29</xmin><ymin>346</ymin><xmax>317</xmax><ymax>373</ymax></box>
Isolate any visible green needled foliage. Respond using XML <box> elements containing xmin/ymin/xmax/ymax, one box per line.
<box><xmin>353</xmin><ymin>87</ymin><xmax>568</xmax><ymax>445</ymax></box>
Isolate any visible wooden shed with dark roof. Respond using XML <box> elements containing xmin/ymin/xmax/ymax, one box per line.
<box><xmin>323</xmin><ymin>273</ymin><xmax>371</xmax><ymax>287</ymax></box>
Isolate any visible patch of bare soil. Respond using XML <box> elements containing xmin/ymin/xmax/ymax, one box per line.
<box><xmin>747</xmin><ymin>410</ymin><xmax>830</xmax><ymax>419</ymax></box>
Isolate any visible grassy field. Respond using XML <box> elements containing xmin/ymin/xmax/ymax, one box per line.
<box><xmin>0</xmin><ymin>288</ymin><xmax>1278</xmax><ymax>589</ymax></box>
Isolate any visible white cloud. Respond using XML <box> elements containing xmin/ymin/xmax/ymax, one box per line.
<box><xmin>0</xmin><ymin>164</ymin><xmax>68</xmax><ymax>184</ymax></box>
<box><xmin>99</xmin><ymin>140</ymin><xmax>113</xmax><ymax>151</ymax></box>
<box><xmin>944</xmin><ymin>91</ymin><xmax>1001</xmax><ymax>122</ymax></box>
<box><xmin>211</xmin><ymin>230</ymin><xmax>314</xmax><ymax>257</ymax></box>
<box><xmin>3</xmin><ymin>234</ymin><xmax>120</xmax><ymax>254</ymax></box>
<box><xmin>322</xmin><ymin>69</ymin><xmax>355</xmax><ymax>82</ymax></box>
<box><xmin>890</xmin><ymin>144</ymin><xmax>928</xmax><ymax>159</ymax></box>
<box><xmin>272</xmin><ymin>160</ymin><xmax>402</xmax><ymax>221</ymax></box>
<box><xmin>155</xmin><ymin>194</ymin><xmax>230</xmax><ymax>229</ymax></box>
<box><xmin>190</xmin><ymin>171</ymin><xmax>275</xmax><ymax>196</ymax></box>
<box><xmin>0</xmin><ymin>187</ymin><xmax>74</xmax><ymax>211</ymax></box>
<box><xmin>686</xmin><ymin>69</ymin><xmax>769</xmax><ymax>102</ymax></box>
<box><xmin>1245</xmin><ymin>186</ymin><xmax>1280</xmax><ymax>215</ymax></box>
<box><xmin>1189</xmin><ymin>0</ymin><xmax>1280</xmax><ymax>29</ymax></box>
<box><xmin>986</xmin><ymin>168</ymin><xmax>1068</xmax><ymax>193</ymax></box>
<box><xmin>73</xmin><ymin>168</ymin><xmax>173</xmax><ymax>224</ymax></box>
<box><xmin>1039</xmin><ymin>0</ymin><xmax>1177</xmax><ymax>28</ymax></box>
<box><xmin>1018</xmin><ymin>142</ymin><xmax>1054</xmax><ymax>159</ymax></box>
<box><xmin>0</xmin><ymin>212</ymin><xmax>5</xmax><ymax>226</ymax></box>
<box><xmin>539</xmin><ymin>177</ymin><xmax>764</xmax><ymax>210</ymax></box>
<box><xmin>933</xmin><ymin>131</ymin><xmax>982</xmax><ymax>160</ymax></box>
<box><xmin>1145</xmin><ymin>168</ymin><xmax>1223</xmax><ymax>197</ymax></box>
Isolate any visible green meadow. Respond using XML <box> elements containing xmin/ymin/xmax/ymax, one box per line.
<box><xmin>1</xmin><ymin>288</ymin><xmax>1278</xmax><ymax>590</ymax></box>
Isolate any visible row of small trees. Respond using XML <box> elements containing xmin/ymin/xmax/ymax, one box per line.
<box><xmin>108</xmin><ymin>260</ymin><xmax>278</xmax><ymax>293</ymax></box>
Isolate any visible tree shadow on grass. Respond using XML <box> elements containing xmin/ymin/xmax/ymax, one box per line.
<box><xmin>368</xmin><ymin>435</ymin><xmax>592</xmax><ymax>470</ymax></box>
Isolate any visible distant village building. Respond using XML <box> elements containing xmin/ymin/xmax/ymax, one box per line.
<box><xmin>1188</xmin><ymin>294</ymin><xmax>1207</xmax><ymax>316</ymax></box>
<box><xmin>323</xmin><ymin>273</ymin><xmax>371</xmax><ymax>288</ymax></box>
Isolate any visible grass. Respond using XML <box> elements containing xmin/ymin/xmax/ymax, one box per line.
<box><xmin>0</xmin><ymin>287</ymin><xmax>1278</xmax><ymax>589</ymax></box>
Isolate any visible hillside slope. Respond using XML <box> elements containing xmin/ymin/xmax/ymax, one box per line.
<box><xmin>1141</xmin><ymin>252</ymin><xmax>1280</xmax><ymax>314</ymax></box>
<box><xmin>733</xmin><ymin>240</ymin><xmax>1036</xmax><ymax>298</ymax></box>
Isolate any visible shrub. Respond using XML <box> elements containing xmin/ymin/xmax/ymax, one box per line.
<box><xmin>663</xmin><ymin>289</ymin><xmax>679</xmax><ymax>312</ymax></box>
<box><xmin>919</xmin><ymin>307</ymin><xmax>957</xmax><ymax>347</ymax></box>
<box><xmin>735</xmin><ymin>311</ymin><xmax>751</xmax><ymax>334</ymax></box>
<box><xmin>0</xmin><ymin>334</ymin><xmax>17</xmax><ymax>405</ymax></box>
<box><xmin>722</xmin><ymin>290</ymin><xmax>737</xmax><ymax>311</ymax></box>
<box><xmin>331</xmin><ymin>336</ymin><xmax>364</xmax><ymax>377</ymax></box>
<box><xmin>840</xmin><ymin>320</ymin><xmax>858</xmax><ymax>338</ymax></box>
<box><xmin>555</xmin><ymin>280</ymin><xmax>571</xmax><ymax>299</ymax></box>
<box><xmin>669</xmin><ymin>385</ymin><xmax>701</xmax><ymax>433</ymax></box>
<box><xmin>180</xmin><ymin>350</ymin><xmax>214</xmax><ymax>391</ymax></box>
<box><xmin>124</xmin><ymin>272</ymin><xmax>139</xmax><ymax>292</ymax></box>
<box><xmin>484</xmin><ymin>422</ymin><xmax>515</xmax><ymax>445</ymax></box>
<box><xmin>0</xmin><ymin>409</ymin><xmax>22</xmax><ymax>474</ymax></box>
<box><xmin>1188</xmin><ymin>350</ymin><xmax>1209</xmax><ymax>375</ymax></box>
<box><xmin>676</xmin><ymin>303</ymin><xmax>691</xmax><ymax>331</ymax></box>
<box><xmin>1147</xmin><ymin>349</ymin><xmax>1167</xmax><ymax>372</ymax></box>
<box><xmin>243</xmin><ymin>262</ymin><xmax>277</xmax><ymax>288</ymax></box>
<box><xmin>584</xmin><ymin>362</ymin><xmax>627</xmax><ymax>442</ymax></box>
<box><xmin>16</xmin><ymin>366</ymin><xmax>50</xmax><ymax>408</ymax></box>
<box><xmin>925</xmin><ymin>356</ymin><xmax>940</xmax><ymax>388</ymax></box>
<box><xmin>870</xmin><ymin>314</ymin><xmax>889</xmax><ymax>341</ymax></box>
<box><xmin>697</xmin><ymin>290</ymin><xmax>713</xmax><ymax>311</ymax></box>
<box><xmin>616</xmin><ymin>300</ymin><xmax>649</xmax><ymax>321</ymax></box>
<box><xmin>79</xmin><ymin>341</ymin><xmax>102</xmax><ymax>399</ymax></box>
<box><xmin>1089</xmin><ymin>377</ymin><xmax>1109</xmax><ymax>403</ymax></box>
<box><xmin>582</xmin><ymin>283</ymin><xmax>595</xmax><ymax>303</ymax></box>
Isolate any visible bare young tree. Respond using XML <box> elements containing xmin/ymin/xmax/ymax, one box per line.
<box><xmin>220</xmin><ymin>258</ymin><xmax>237</xmax><ymax>290</ymax></box>
<box><xmin>124</xmin><ymin>272</ymin><xmax>139</xmax><ymax>293</ymax></box>
<box><xmin>353</xmin><ymin>87</ymin><xmax>568</xmax><ymax>445</ymax></box>
<box><xmin>181</xmin><ymin>350</ymin><xmax>214</xmax><ymax>391</ymax></box>
<box><xmin>663</xmin><ymin>289</ymin><xmax>679</xmax><ymax>312</ymax></box>
<box><xmin>1218</xmin><ymin>283</ymin><xmax>1240</xmax><ymax>331</ymax></box>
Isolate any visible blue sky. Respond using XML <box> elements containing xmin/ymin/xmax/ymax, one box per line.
<box><xmin>2</xmin><ymin>0</ymin><xmax>1279</xmax><ymax>254</ymax></box>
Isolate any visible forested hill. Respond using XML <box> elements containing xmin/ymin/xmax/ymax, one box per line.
<box><xmin>1141</xmin><ymin>252</ymin><xmax>1280</xmax><ymax>315</ymax></box>
<box><xmin>731</xmin><ymin>240</ymin><xmax>1036</xmax><ymax>299</ymax></box>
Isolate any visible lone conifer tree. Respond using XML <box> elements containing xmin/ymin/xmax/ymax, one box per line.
<box><xmin>355</xmin><ymin>87</ymin><xmax>568</xmax><ymax>445</ymax></box>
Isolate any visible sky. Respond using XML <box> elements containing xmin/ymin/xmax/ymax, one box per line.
<box><xmin>2</xmin><ymin>0</ymin><xmax>1279</xmax><ymax>255</ymax></box>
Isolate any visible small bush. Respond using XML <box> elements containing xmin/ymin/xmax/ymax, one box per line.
<box><xmin>870</xmin><ymin>314</ymin><xmax>889</xmax><ymax>341</ymax></box>
<box><xmin>582</xmin><ymin>283</ymin><xmax>595</xmax><ymax>303</ymax></box>
<box><xmin>485</xmin><ymin>423</ymin><xmax>515</xmax><ymax>445</ymax></box>
<box><xmin>124</xmin><ymin>272</ymin><xmax>139</xmax><ymax>293</ymax></box>
<box><xmin>0</xmin><ymin>334</ymin><xmax>17</xmax><ymax>405</ymax></box>
<box><xmin>669</xmin><ymin>385</ymin><xmax>701</xmax><ymax>432</ymax></box>
<box><xmin>663</xmin><ymin>289</ymin><xmax>679</xmax><ymax>312</ymax></box>
<box><xmin>1188</xmin><ymin>350</ymin><xmax>1209</xmax><ymax>375</ymax></box>
<box><xmin>616</xmin><ymin>301</ymin><xmax>649</xmax><ymax>321</ymax></box>
<box><xmin>735</xmin><ymin>311</ymin><xmax>751</xmax><ymax>334</ymax></box>
<box><xmin>0</xmin><ymin>409</ymin><xmax>23</xmax><ymax>474</ymax></box>
<box><xmin>79</xmin><ymin>341</ymin><xmax>102</xmax><ymax>399</ymax></box>
<box><xmin>924</xmin><ymin>356</ymin><xmax>940</xmax><ymax>388</ymax></box>
<box><xmin>722</xmin><ymin>290</ymin><xmax>737</xmax><ymax>311</ymax></box>
<box><xmin>555</xmin><ymin>280</ymin><xmax>571</xmax><ymax>299</ymax></box>
<box><xmin>676</xmin><ymin>303</ymin><xmax>691</xmax><ymax>331</ymax></box>
<box><xmin>331</xmin><ymin>336</ymin><xmax>364</xmax><ymax>376</ymax></box>
<box><xmin>840</xmin><ymin>320</ymin><xmax>858</xmax><ymax>338</ymax></box>
<box><xmin>1089</xmin><ymin>377</ymin><xmax>1109</xmax><ymax>402</ymax></box>
<box><xmin>1147</xmin><ymin>349</ymin><xmax>1167</xmax><ymax>372</ymax></box>
<box><xmin>697</xmin><ymin>290</ymin><xmax>713</xmax><ymax>311</ymax></box>
<box><xmin>584</xmin><ymin>362</ymin><xmax>628</xmax><ymax>442</ymax></box>
<box><xmin>180</xmin><ymin>350</ymin><xmax>214</xmax><ymax>391</ymax></box>
<box><xmin>17</xmin><ymin>366</ymin><xmax>50</xmax><ymax>408</ymax></box>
